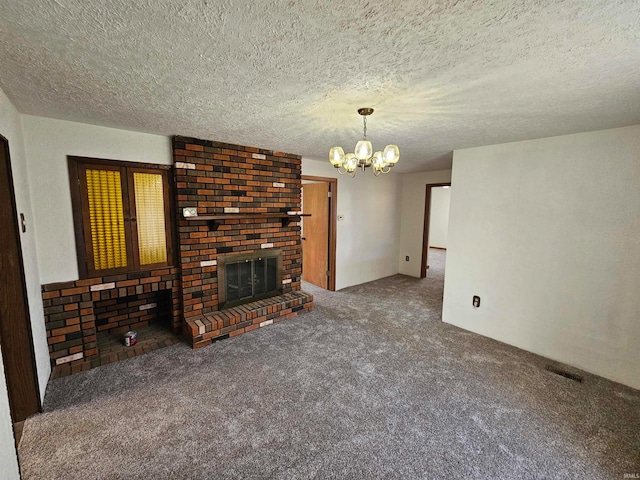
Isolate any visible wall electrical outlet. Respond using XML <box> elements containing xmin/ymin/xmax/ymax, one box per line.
<box><xmin>405</xmin><ymin>256</ymin><xmax>410</xmax><ymax>261</ymax></box>
<box><xmin>473</xmin><ymin>295</ymin><xmax>481</xmax><ymax>308</ymax></box>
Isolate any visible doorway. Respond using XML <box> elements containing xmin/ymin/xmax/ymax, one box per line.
<box><xmin>0</xmin><ymin>135</ymin><xmax>41</xmax><ymax>425</ymax></box>
<box><xmin>420</xmin><ymin>183</ymin><xmax>451</xmax><ymax>278</ymax></box>
<box><xmin>301</xmin><ymin>175</ymin><xmax>337</xmax><ymax>291</ymax></box>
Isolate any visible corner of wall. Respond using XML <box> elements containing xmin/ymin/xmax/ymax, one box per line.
<box><xmin>397</xmin><ymin>169</ymin><xmax>452</xmax><ymax>278</ymax></box>
<box><xmin>0</xmin><ymin>347</ymin><xmax>20</xmax><ymax>479</ymax></box>
<box><xmin>302</xmin><ymin>158</ymin><xmax>404</xmax><ymax>290</ymax></box>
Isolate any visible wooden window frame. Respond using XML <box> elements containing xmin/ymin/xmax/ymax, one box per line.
<box><xmin>68</xmin><ymin>156</ymin><xmax>175</xmax><ymax>278</ymax></box>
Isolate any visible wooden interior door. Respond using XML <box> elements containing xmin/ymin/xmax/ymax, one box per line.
<box><xmin>0</xmin><ymin>136</ymin><xmax>40</xmax><ymax>423</ymax></box>
<box><xmin>302</xmin><ymin>182</ymin><xmax>329</xmax><ymax>289</ymax></box>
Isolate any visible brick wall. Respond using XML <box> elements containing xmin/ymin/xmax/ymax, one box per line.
<box><xmin>94</xmin><ymin>290</ymin><xmax>172</xmax><ymax>334</ymax></box>
<box><xmin>173</xmin><ymin>136</ymin><xmax>304</xmax><ymax>319</ymax></box>
<box><xmin>173</xmin><ymin>136</ymin><xmax>313</xmax><ymax>348</ymax></box>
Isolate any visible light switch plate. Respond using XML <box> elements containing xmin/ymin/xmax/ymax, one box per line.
<box><xmin>183</xmin><ymin>207</ymin><xmax>198</xmax><ymax>217</ymax></box>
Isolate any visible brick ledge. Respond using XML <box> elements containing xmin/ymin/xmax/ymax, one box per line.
<box><xmin>183</xmin><ymin>291</ymin><xmax>314</xmax><ymax>348</ymax></box>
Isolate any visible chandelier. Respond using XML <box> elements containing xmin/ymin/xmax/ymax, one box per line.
<box><xmin>329</xmin><ymin>108</ymin><xmax>399</xmax><ymax>176</ymax></box>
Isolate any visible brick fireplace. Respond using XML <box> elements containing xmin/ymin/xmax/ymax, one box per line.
<box><xmin>173</xmin><ymin>136</ymin><xmax>313</xmax><ymax>348</ymax></box>
<box><xmin>41</xmin><ymin>136</ymin><xmax>313</xmax><ymax>376</ymax></box>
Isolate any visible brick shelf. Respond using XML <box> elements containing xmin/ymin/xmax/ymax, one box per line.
<box><xmin>51</xmin><ymin>323</ymin><xmax>180</xmax><ymax>379</ymax></box>
<box><xmin>96</xmin><ymin>323</ymin><xmax>180</xmax><ymax>366</ymax></box>
<box><xmin>41</xmin><ymin>267</ymin><xmax>181</xmax><ymax>374</ymax></box>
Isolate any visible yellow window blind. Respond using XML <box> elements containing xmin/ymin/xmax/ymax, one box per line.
<box><xmin>86</xmin><ymin>169</ymin><xmax>127</xmax><ymax>270</ymax></box>
<box><xmin>133</xmin><ymin>172</ymin><xmax>167</xmax><ymax>265</ymax></box>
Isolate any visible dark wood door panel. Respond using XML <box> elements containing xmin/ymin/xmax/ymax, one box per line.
<box><xmin>0</xmin><ymin>136</ymin><xmax>41</xmax><ymax>422</ymax></box>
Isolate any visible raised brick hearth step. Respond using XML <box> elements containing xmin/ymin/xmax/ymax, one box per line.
<box><xmin>183</xmin><ymin>291</ymin><xmax>313</xmax><ymax>348</ymax></box>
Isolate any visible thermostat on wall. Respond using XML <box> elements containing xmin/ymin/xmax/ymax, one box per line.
<box><xmin>183</xmin><ymin>207</ymin><xmax>198</xmax><ymax>218</ymax></box>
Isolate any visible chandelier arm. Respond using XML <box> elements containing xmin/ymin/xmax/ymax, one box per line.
<box><xmin>337</xmin><ymin>165</ymin><xmax>348</xmax><ymax>175</ymax></box>
<box><xmin>381</xmin><ymin>165</ymin><xmax>391</xmax><ymax>174</ymax></box>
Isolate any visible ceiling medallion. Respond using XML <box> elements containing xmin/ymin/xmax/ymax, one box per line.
<box><xmin>329</xmin><ymin>108</ymin><xmax>399</xmax><ymax>177</ymax></box>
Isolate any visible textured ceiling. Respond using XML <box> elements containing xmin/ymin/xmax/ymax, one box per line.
<box><xmin>0</xmin><ymin>0</ymin><xmax>639</xmax><ymax>172</ymax></box>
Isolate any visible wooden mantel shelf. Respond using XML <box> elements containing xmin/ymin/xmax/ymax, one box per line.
<box><xmin>185</xmin><ymin>213</ymin><xmax>310</xmax><ymax>230</ymax></box>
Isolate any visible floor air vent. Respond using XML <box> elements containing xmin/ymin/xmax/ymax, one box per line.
<box><xmin>545</xmin><ymin>365</ymin><xmax>584</xmax><ymax>383</ymax></box>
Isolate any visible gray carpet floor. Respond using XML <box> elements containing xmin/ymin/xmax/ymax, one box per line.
<box><xmin>19</xmin><ymin>250</ymin><xmax>640</xmax><ymax>479</ymax></box>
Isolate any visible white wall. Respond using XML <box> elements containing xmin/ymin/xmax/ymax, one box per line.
<box><xmin>0</xmin><ymin>87</ymin><xmax>36</xmax><ymax>479</ymax></box>
<box><xmin>0</xmin><ymin>352</ymin><xmax>19</xmax><ymax>480</ymax></box>
<box><xmin>443</xmin><ymin>125</ymin><xmax>640</xmax><ymax>390</ymax></box>
<box><xmin>302</xmin><ymin>159</ymin><xmax>402</xmax><ymax>290</ymax></box>
<box><xmin>21</xmin><ymin>116</ymin><xmax>172</xmax><ymax>284</ymax></box>
<box><xmin>398</xmin><ymin>170</ymin><xmax>452</xmax><ymax>277</ymax></box>
<box><xmin>428</xmin><ymin>187</ymin><xmax>451</xmax><ymax>249</ymax></box>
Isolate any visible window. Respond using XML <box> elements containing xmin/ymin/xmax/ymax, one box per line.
<box><xmin>68</xmin><ymin>157</ymin><xmax>173</xmax><ymax>278</ymax></box>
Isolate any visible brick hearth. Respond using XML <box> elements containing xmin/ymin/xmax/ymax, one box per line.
<box><xmin>185</xmin><ymin>291</ymin><xmax>313</xmax><ymax>348</ymax></box>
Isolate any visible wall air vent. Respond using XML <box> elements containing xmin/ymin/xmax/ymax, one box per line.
<box><xmin>545</xmin><ymin>365</ymin><xmax>584</xmax><ymax>383</ymax></box>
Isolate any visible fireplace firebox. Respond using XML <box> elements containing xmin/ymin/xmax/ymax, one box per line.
<box><xmin>217</xmin><ymin>250</ymin><xmax>282</xmax><ymax>309</ymax></box>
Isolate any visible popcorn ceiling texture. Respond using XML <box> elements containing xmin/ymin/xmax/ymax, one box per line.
<box><xmin>0</xmin><ymin>0</ymin><xmax>639</xmax><ymax>172</ymax></box>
